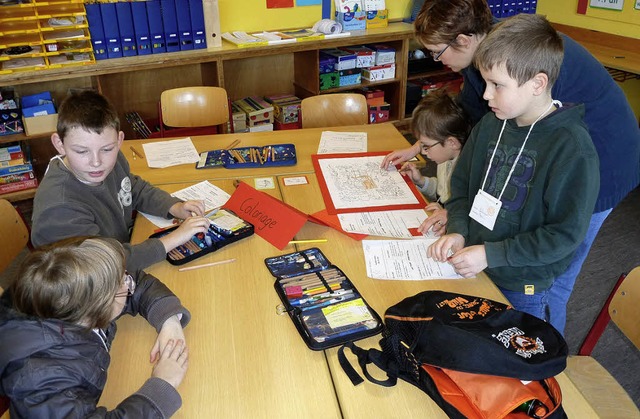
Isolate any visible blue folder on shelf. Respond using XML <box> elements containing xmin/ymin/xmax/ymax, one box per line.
<box><xmin>85</xmin><ymin>3</ymin><xmax>107</xmax><ymax>60</ymax></box>
<box><xmin>147</xmin><ymin>0</ymin><xmax>166</xmax><ymax>54</ymax></box>
<box><xmin>175</xmin><ymin>0</ymin><xmax>193</xmax><ymax>51</ymax></box>
<box><xmin>100</xmin><ymin>2</ymin><xmax>122</xmax><ymax>58</ymax></box>
<box><xmin>188</xmin><ymin>0</ymin><xmax>206</xmax><ymax>49</ymax></box>
<box><xmin>160</xmin><ymin>0</ymin><xmax>180</xmax><ymax>52</ymax></box>
<box><xmin>131</xmin><ymin>1</ymin><xmax>152</xmax><ymax>55</ymax></box>
<box><xmin>116</xmin><ymin>2</ymin><xmax>137</xmax><ymax>57</ymax></box>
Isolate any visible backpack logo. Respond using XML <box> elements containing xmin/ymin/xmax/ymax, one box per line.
<box><xmin>437</xmin><ymin>297</ymin><xmax>496</xmax><ymax>320</ymax></box>
<box><xmin>493</xmin><ymin>327</ymin><xmax>546</xmax><ymax>358</ymax></box>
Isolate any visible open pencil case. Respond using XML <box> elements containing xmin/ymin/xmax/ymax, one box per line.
<box><xmin>150</xmin><ymin>209</ymin><xmax>254</xmax><ymax>265</ymax></box>
<box><xmin>265</xmin><ymin>248</ymin><xmax>383</xmax><ymax>350</ymax></box>
<box><xmin>195</xmin><ymin>143</ymin><xmax>297</xmax><ymax>169</ymax></box>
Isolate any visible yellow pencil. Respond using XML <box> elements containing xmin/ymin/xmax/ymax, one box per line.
<box><xmin>225</xmin><ymin>139</ymin><xmax>241</xmax><ymax>150</ymax></box>
<box><xmin>289</xmin><ymin>239</ymin><xmax>328</xmax><ymax>244</ymax></box>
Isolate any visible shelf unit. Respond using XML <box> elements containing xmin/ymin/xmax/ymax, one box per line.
<box><xmin>0</xmin><ymin>22</ymin><xmax>453</xmax><ymax>202</ymax></box>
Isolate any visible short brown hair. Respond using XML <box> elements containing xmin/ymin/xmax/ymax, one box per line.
<box><xmin>56</xmin><ymin>90</ymin><xmax>120</xmax><ymax>142</ymax></box>
<box><xmin>474</xmin><ymin>14</ymin><xmax>563</xmax><ymax>88</ymax></box>
<box><xmin>11</xmin><ymin>237</ymin><xmax>125</xmax><ymax>329</ymax></box>
<box><xmin>414</xmin><ymin>0</ymin><xmax>493</xmax><ymax>48</ymax></box>
<box><xmin>411</xmin><ymin>90</ymin><xmax>471</xmax><ymax>147</ymax></box>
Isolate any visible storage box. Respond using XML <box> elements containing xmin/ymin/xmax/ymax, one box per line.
<box><xmin>421</xmin><ymin>73</ymin><xmax>464</xmax><ymax>96</ymax></box>
<box><xmin>361</xmin><ymin>63</ymin><xmax>395</xmax><ymax>81</ymax></box>
<box><xmin>368</xmin><ymin>103</ymin><xmax>390</xmax><ymax>124</ymax></box>
<box><xmin>340</xmin><ymin>46</ymin><xmax>375</xmax><ymax>68</ymax></box>
<box><xmin>274</xmin><ymin>120</ymin><xmax>301</xmax><ymax>130</ymax></box>
<box><xmin>265</xmin><ymin>94</ymin><xmax>301</xmax><ymax>123</ymax></box>
<box><xmin>23</xmin><ymin>114</ymin><xmax>58</xmax><ymax>136</ymax></box>
<box><xmin>0</xmin><ymin>109</ymin><xmax>23</xmax><ymax>136</ymax></box>
<box><xmin>320</xmin><ymin>48</ymin><xmax>356</xmax><ymax>71</ymax></box>
<box><xmin>368</xmin><ymin>44</ymin><xmax>396</xmax><ymax>65</ymax></box>
<box><xmin>320</xmin><ymin>72</ymin><xmax>339</xmax><ymax>91</ymax></box>
<box><xmin>335</xmin><ymin>11</ymin><xmax>366</xmax><ymax>31</ymax></box>
<box><xmin>365</xmin><ymin>10</ymin><xmax>388</xmax><ymax>28</ymax></box>
<box><xmin>319</xmin><ymin>54</ymin><xmax>337</xmax><ymax>74</ymax></box>
<box><xmin>339</xmin><ymin>68</ymin><xmax>362</xmax><ymax>87</ymax></box>
<box><xmin>357</xmin><ymin>87</ymin><xmax>385</xmax><ymax>106</ymax></box>
<box><xmin>230</xmin><ymin>102</ymin><xmax>247</xmax><ymax>133</ymax></box>
<box><xmin>233</xmin><ymin>96</ymin><xmax>274</xmax><ymax>127</ymax></box>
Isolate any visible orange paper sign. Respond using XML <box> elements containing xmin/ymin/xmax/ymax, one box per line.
<box><xmin>223</xmin><ymin>182</ymin><xmax>308</xmax><ymax>249</ymax></box>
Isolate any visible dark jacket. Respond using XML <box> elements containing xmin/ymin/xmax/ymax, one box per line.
<box><xmin>0</xmin><ymin>271</ymin><xmax>191</xmax><ymax>418</ymax></box>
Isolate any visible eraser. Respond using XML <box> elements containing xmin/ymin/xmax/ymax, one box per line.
<box><xmin>285</xmin><ymin>285</ymin><xmax>303</xmax><ymax>298</ymax></box>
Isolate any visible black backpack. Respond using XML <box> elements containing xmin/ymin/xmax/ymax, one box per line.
<box><xmin>338</xmin><ymin>291</ymin><xmax>568</xmax><ymax>419</ymax></box>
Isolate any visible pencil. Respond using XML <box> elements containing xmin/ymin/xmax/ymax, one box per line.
<box><xmin>289</xmin><ymin>239</ymin><xmax>328</xmax><ymax>244</ymax></box>
<box><xmin>130</xmin><ymin>146</ymin><xmax>145</xmax><ymax>159</ymax></box>
<box><xmin>225</xmin><ymin>139</ymin><xmax>241</xmax><ymax>150</ymax></box>
<box><xmin>178</xmin><ymin>258</ymin><xmax>237</xmax><ymax>272</ymax></box>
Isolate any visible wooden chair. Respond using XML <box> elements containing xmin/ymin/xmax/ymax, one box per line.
<box><xmin>564</xmin><ymin>266</ymin><xmax>640</xmax><ymax>418</ymax></box>
<box><xmin>300</xmin><ymin>93</ymin><xmax>369</xmax><ymax>128</ymax></box>
<box><xmin>0</xmin><ymin>199</ymin><xmax>30</xmax><ymax>273</ymax></box>
<box><xmin>158</xmin><ymin>86</ymin><xmax>230</xmax><ymax>137</ymax></box>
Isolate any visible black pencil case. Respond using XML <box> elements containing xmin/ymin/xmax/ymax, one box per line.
<box><xmin>195</xmin><ymin>143</ymin><xmax>297</xmax><ymax>169</ymax></box>
<box><xmin>150</xmin><ymin>209</ymin><xmax>254</xmax><ymax>265</ymax></box>
<box><xmin>265</xmin><ymin>248</ymin><xmax>383</xmax><ymax>350</ymax></box>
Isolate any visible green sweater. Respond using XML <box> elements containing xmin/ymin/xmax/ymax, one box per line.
<box><xmin>446</xmin><ymin>104</ymin><xmax>599</xmax><ymax>291</ymax></box>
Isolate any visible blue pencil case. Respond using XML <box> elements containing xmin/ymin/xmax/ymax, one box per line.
<box><xmin>265</xmin><ymin>248</ymin><xmax>383</xmax><ymax>350</ymax></box>
<box><xmin>196</xmin><ymin>143</ymin><xmax>297</xmax><ymax>169</ymax></box>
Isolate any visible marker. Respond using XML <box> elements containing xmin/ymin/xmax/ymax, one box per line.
<box><xmin>289</xmin><ymin>239</ymin><xmax>328</xmax><ymax>245</ymax></box>
<box><xmin>129</xmin><ymin>146</ymin><xmax>145</xmax><ymax>159</ymax></box>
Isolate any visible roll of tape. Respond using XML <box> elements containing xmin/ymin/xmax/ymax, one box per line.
<box><xmin>312</xmin><ymin>19</ymin><xmax>343</xmax><ymax>35</ymax></box>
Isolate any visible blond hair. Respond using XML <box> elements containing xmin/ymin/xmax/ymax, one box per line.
<box><xmin>12</xmin><ymin>237</ymin><xmax>125</xmax><ymax>329</ymax></box>
<box><xmin>474</xmin><ymin>14</ymin><xmax>563</xmax><ymax>88</ymax></box>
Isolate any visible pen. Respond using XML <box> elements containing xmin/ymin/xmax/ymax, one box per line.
<box><xmin>130</xmin><ymin>146</ymin><xmax>145</xmax><ymax>159</ymax></box>
<box><xmin>178</xmin><ymin>258</ymin><xmax>237</xmax><ymax>272</ymax></box>
<box><xmin>225</xmin><ymin>139</ymin><xmax>241</xmax><ymax>149</ymax></box>
<box><xmin>289</xmin><ymin>239</ymin><xmax>328</xmax><ymax>244</ymax></box>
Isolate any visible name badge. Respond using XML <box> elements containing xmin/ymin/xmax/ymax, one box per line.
<box><xmin>469</xmin><ymin>189</ymin><xmax>502</xmax><ymax>231</ymax></box>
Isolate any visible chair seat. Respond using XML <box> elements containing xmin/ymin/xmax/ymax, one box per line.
<box><xmin>564</xmin><ymin>355</ymin><xmax>640</xmax><ymax>419</ymax></box>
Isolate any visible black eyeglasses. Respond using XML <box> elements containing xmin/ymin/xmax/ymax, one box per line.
<box><xmin>430</xmin><ymin>43</ymin><xmax>451</xmax><ymax>61</ymax></box>
<box><xmin>115</xmin><ymin>272</ymin><xmax>136</xmax><ymax>298</ymax></box>
<box><xmin>421</xmin><ymin>142</ymin><xmax>442</xmax><ymax>152</ymax></box>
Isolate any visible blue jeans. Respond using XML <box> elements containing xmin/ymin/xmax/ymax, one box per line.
<box><xmin>499</xmin><ymin>209</ymin><xmax>611</xmax><ymax>335</ymax></box>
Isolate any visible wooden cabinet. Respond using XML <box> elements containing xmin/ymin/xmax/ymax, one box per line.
<box><xmin>0</xmin><ymin>22</ymin><xmax>419</xmax><ymax>201</ymax></box>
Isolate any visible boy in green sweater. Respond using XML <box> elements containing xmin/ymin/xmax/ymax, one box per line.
<box><xmin>428</xmin><ymin>14</ymin><xmax>599</xmax><ymax>330</ymax></box>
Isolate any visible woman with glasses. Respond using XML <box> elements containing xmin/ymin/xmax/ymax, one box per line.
<box><xmin>0</xmin><ymin>236</ymin><xmax>190</xmax><ymax>418</ymax></box>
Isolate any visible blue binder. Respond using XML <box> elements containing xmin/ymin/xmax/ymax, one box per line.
<box><xmin>100</xmin><ymin>2</ymin><xmax>122</xmax><ymax>58</ymax></box>
<box><xmin>115</xmin><ymin>2</ymin><xmax>136</xmax><ymax>57</ymax></box>
<box><xmin>188</xmin><ymin>0</ymin><xmax>206</xmax><ymax>49</ymax></box>
<box><xmin>85</xmin><ymin>3</ymin><xmax>107</xmax><ymax>60</ymax></box>
<box><xmin>160</xmin><ymin>0</ymin><xmax>180</xmax><ymax>52</ymax></box>
<box><xmin>131</xmin><ymin>1</ymin><xmax>152</xmax><ymax>55</ymax></box>
<box><xmin>175</xmin><ymin>0</ymin><xmax>193</xmax><ymax>50</ymax></box>
<box><xmin>146</xmin><ymin>0</ymin><xmax>166</xmax><ymax>53</ymax></box>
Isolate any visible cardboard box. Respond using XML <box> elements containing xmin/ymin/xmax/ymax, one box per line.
<box><xmin>319</xmin><ymin>54</ymin><xmax>337</xmax><ymax>74</ymax></box>
<box><xmin>23</xmin><ymin>113</ymin><xmax>58</xmax><ymax>136</ymax></box>
<box><xmin>362</xmin><ymin>63</ymin><xmax>395</xmax><ymax>81</ymax></box>
<box><xmin>421</xmin><ymin>73</ymin><xmax>464</xmax><ymax>96</ymax></box>
<box><xmin>248</xmin><ymin>123</ymin><xmax>273</xmax><ymax>132</ymax></box>
<box><xmin>320</xmin><ymin>72</ymin><xmax>339</xmax><ymax>91</ymax></box>
<box><xmin>340</xmin><ymin>46</ymin><xmax>375</xmax><ymax>68</ymax></box>
<box><xmin>357</xmin><ymin>87</ymin><xmax>385</xmax><ymax>106</ymax></box>
<box><xmin>365</xmin><ymin>10</ymin><xmax>388</xmax><ymax>28</ymax></box>
<box><xmin>335</xmin><ymin>11</ymin><xmax>366</xmax><ymax>31</ymax></box>
<box><xmin>230</xmin><ymin>102</ymin><xmax>247</xmax><ymax>133</ymax></box>
<box><xmin>274</xmin><ymin>120</ymin><xmax>301</xmax><ymax>130</ymax></box>
<box><xmin>265</xmin><ymin>94</ymin><xmax>301</xmax><ymax>123</ymax></box>
<box><xmin>368</xmin><ymin>102</ymin><xmax>390</xmax><ymax>124</ymax></box>
<box><xmin>320</xmin><ymin>48</ymin><xmax>356</xmax><ymax>71</ymax></box>
<box><xmin>233</xmin><ymin>96</ymin><xmax>274</xmax><ymax>127</ymax></box>
<box><xmin>339</xmin><ymin>68</ymin><xmax>362</xmax><ymax>87</ymax></box>
<box><xmin>368</xmin><ymin>44</ymin><xmax>396</xmax><ymax>65</ymax></box>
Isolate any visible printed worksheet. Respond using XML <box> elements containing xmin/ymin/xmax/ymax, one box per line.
<box><xmin>338</xmin><ymin>209</ymin><xmax>432</xmax><ymax>238</ymax></box>
<box><xmin>363</xmin><ymin>239</ymin><xmax>463</xmax><ymax>280</ymax></box>
<box><xmin>317</xmin><ymin>155</ymin><xmax>420</xmax><ymax>210</ymax></box>
<box><xmin>317</xmin><ymin>131</ymin><xmax>368</xmax><ymax>154</ymax></box>
<box><xmin>142</xmin><ymin>137</ymin><xmax>200</xmax><ymax>168</ymax></box>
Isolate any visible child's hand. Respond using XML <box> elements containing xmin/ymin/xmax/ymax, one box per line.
<box><xmin>159</xmin><ymin>216</ymin><xmax>210</xmax><ymax>252</ymax></box>
<box><xmin>419</xmin><ymin>203</ymin><xmax>448</xmax><ymax>236</ymax></box>
<box><xmin>169</xmin><ymin>200</ymin><xmax>206</xmax><ymax>219</ymax></box>
<box><xmin>447</xmin><ymin>245</ymin><xmax>487</xmax><ymax>278</ymax></box>
<box><xmin>398</xmin><ymin>162</ymin><xmax>423</xmax><ymax>184</ymax></box>
<box><xmin>151</xmin><ymin>339</ymin><xmax>189</xmax><ymax>389</ymax></box>
<box><xmin>151</xmin><ymin>314</ymin><xmax>185</xmax><ymax>363</ymax></box>
<box><xmin>427</xmin><ymin>233</ymin><xmax>465</xmax><ymax>262</ymax></box>
<box><xmin>380</xmin><ymin>144</ymin><xmax>420</xmax><ymax>170</ymax></box>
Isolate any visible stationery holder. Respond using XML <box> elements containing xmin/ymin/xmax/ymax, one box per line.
<box><xmin>196</xmin><ymin>143</ymin><xmax>297</xmax><ymax>169</ymax></box>
<box><xmin>265</xmin><ymin>248</ymin><xmax>383</xmax><ymax>350</ymax></box>
<box><xmin>150</xmin><ymin>209</ymin><xmax>254</xmax><ymax>265</ymax></box>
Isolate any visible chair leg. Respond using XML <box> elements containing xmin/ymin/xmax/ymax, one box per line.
<box><xmin>578</xmin><ymin>273</ymin><xmax>627</xmax><ymax>356</ymax></box>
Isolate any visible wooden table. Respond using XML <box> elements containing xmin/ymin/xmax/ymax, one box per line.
<box><xmin>124</xmin><ymin>123</ymin><xmax>413</xmax><ymax>185</ymax></box>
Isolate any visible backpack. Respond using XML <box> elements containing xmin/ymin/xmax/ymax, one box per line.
<box><xmin>338</xmin><ymin>291</ymin><xmax>568</xmax><ymax>419</ymax></box>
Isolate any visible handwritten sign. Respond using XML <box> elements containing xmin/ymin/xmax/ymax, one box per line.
<box><xmin>590</xmin><ymin>0</ymin><xmax>624</xmax><ymax>11</ymax></box>
<box><xmin>223</xmin><ymin>182</ymin><xmax>308</xmax><ymax>249</ymax></box>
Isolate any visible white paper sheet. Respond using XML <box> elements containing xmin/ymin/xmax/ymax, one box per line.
<box><xmin>317</xmin><ymin>155</ymin><xmax>420</xmax><ymax>210</ymax></box>
<box><xmin>142</xmin><ymin>138</ymin><xmax>200</xmax><ymax>168</ymax></box>
<box><xmin>363</xmin><ymin>239</ymin><xmax>463</xmax><ymax>280</ymax></box>
<box><xmin>338</xmin><ymin>209</ymin><xmax>435</xmax><ymax>238</ymax></box>
<box><xmin>317</xmin><ymin>131</ymin><xmax>368</xmax><ymax>154</ymax></box>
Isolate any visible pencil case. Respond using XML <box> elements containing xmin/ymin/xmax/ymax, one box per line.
<box><xmin>149</xmin><ymin>209</ymin><xmax>254</xmax><ymax>265</ymax></box>
<box><xmin>265</xmin><ymin>248</ymin><xmax>383</xmax><ymax>350</ymax></box>
<box><xmin>195</xmin><ymin>143</ymin><xmax>297</xmax><ymax>169</ymax></box>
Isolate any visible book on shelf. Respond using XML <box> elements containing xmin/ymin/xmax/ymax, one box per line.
<box><xmin>0</xmin><ymin>171</ymin><xmax>35</xmax><ymax>186</ymax></box>
<box><xmin>0</xmin><ymin>143</ymin><xmax>24</xmax><ymax>162</ymax></box>
<box><xmin>221</xmin><ymin>32</ymin><xmax>269</xmax><ymax>48</ymax></box>
<box><xmin>0</xmin><ymin>162</ymin><xmax>33</xmax><ymax>177</ymax></box>
<box><xmin>0</xmin><ymin>157</ymin><xmax>25</xmax><ymax>168</ymax></box>
<box><xmin>0</xmin><ymin>178</ymin><xmax>38</xmax><ymax>195</ymax></box>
